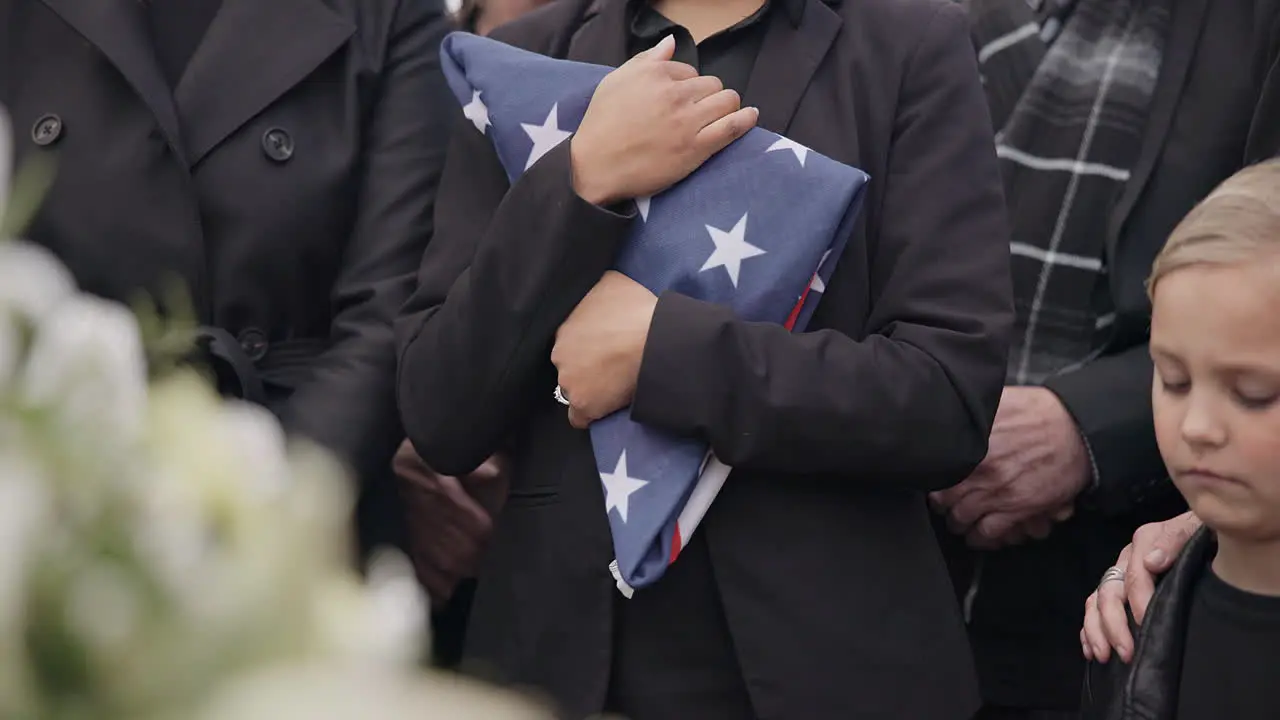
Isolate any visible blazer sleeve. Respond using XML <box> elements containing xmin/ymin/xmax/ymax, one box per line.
<box><xmin>277</xmin><ymin>0</ymin><xmax>453</xmax><ymax>480</ymax></box>
<box><xmin>628</xmin><ymin>2</ymin><xmax>1014</xmax><ymax>490</ymax></box>
<box><xmin>1044</xmin><ymin>344</ymin><xmax>1177</xmax><ymax>516</ymax></box>
<box><xmin>395</xmin><ymin>122</ymin><xmax>637</xmax><ymax>478</ymax></box>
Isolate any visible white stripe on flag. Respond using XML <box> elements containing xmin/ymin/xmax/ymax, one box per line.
<box><xmin>996</xmin><ymin>145</ymin><xmax>1132</xmax><ymax>181</ymax></box>
<box><xmin>676</xmin><ymin>454</ymin><xmax>732</xmax><ymax>543</ymax></box>
<box><xmin>1010</xmin><ymin>242</ymin><xmax>1104</xmax><ymax>272</ymax></box>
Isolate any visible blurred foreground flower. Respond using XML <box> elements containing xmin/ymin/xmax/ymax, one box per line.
<box><xmin>0</xmin><ymin>105</ymin><xmax>553</xmax><ymax>719</ymax></box>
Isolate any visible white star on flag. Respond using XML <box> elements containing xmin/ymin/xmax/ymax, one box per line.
<box><xmin>635</xmin><ymin>196</ymin><xmax>651</xmax><ymax>221</ymax></box>
<box><xmin>767</xmin><ymin>137</ymin><xmax>810</xmax><ymax>166</ymax></box>
<box><xmin>701</xmin><ymin>212</ymin><xmax>766</xmax><ymax>287</ymax></box>
<box><xmin>810</xmin><ymin>250</ymin><xmax>832</xmax><ymax>292</ymax></box>
<box><xmin>462</xmin><ymin>90</ymin><xmax>490</xmax><ymax>135</ymax></box>
<box><xmin>521</xmin><ymin>103</ymin><xmax>572</xmax><ymax>170</ymax></box>
<box><xmin>600</xmin><ymin>451</ymin><xmax>648</xmax><ymax>523</ymax></box>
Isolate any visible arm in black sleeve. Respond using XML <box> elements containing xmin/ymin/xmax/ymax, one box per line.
<box><xmin>1044</xmin><ymin>344</ymin><xmax>1176</xmax><ymax>516</ymax></box>
<box><xmin>627</xmin><ymin>2</ymin><xmax>1014</xmax><ymax>490</ymax></box>
<box><xmin>395</xmin><ymin>122</ymin><xmax>635</xmax><ymax>477</ymax></box>
<box><xmin>280</xmin><ymin>0</ymin><xmax>453</xmax><ymax>481</ymax></box>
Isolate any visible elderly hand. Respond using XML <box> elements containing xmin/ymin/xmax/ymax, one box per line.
<box><xmin>551</xmin><ymin>270</ymin><xmax>657</xmax><ymax>429</ymax></box>
<box><xmin>930</xmin><ymin>386</ymin><xmax>1092</xmax><ymax>549</ymax></box>
<box><xmin>394</xmin><ymin>440</ymin><xmax>508</xmax><ymax>606</ymax></box>
<box><xmin>1080</xmin><ymin>511</ymin><xmax>1203</xmax><ymax>663</ymax></box>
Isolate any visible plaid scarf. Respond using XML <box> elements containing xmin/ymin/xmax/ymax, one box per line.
<box><xmin>966</xmin><ymin>0</ymin><xmax>1171</xmax><ymax>385</ymax></box>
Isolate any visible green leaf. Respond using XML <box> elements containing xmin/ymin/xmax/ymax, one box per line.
<box><xmin>1</xmin><ymin>154</ymin><xmax>56</xmax><ymax>238</ymax></box>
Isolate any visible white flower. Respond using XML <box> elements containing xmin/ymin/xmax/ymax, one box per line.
<box><xmin>0</xmin><ymin>455</ymin><xmax>52</xmax><ymax>711</ymax></box>
<box><xmin>0</xmin><ymin>457</ymin><xmax>50</xmax><ymax>631</ymax></box>
<box><xmin>19</xmin><ymin>292</ymin><xmax>147</xmax><ymax>443</ymax></box>
<box><xmin>0</xmin><ymin>240</ymin><xmax>75</xmax><ymax>324</ymax></box>
<box><xmin>193</xmin><ymin>661</ymin><xmax>557</xmax><ymax>720</ymax></box>
<box><xmin>314</xmin><ymin>550</ymin><xmax>427</xmax><ymax>666</ymax></box>
<box><xmin>0</xmin><ymin>310</ymin><xmax>17</xmax><ymax>391</ymax></box>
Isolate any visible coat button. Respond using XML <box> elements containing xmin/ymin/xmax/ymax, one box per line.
<box><xmin>31</xmin><ymin>114</ymin><xmax>63</xmax><ymax>146</ymax></box>
<box><xmin>261</xmin><ymin>127</ymin><xmax>294</xmax><ymax>163</ymax></box>
<box><xmin>237</xmin><ymin>327</ymin><xmax>269</xmax><ymax>362</ymax></box>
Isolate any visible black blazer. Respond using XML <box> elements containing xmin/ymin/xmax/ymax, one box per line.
<box><xmin>396</xmin><ymin>0</ymin><xmax>1013</xmax><ymax>717</ymax></box>
<box><xmin>0</xmin><ymin>0</ymin><xmax>453</xmax><ymax>497</ymax></box>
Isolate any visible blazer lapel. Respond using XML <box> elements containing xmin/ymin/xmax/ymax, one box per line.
<box><xmin>174</xmin><ymin>0</ymin><xmax>354</xmax><ymax>167</ymax></box>
<box><xmin>743</xmin><ymin>0</ymin><xmax>841</xmax><ymax>135</ymax></box>
<box><xmin>565</xmin><ymin>0</ymin><xmax>631</xmax><ymax>67</ymax></box>
<box><xmin>37</xmin><ymin>0</ymin><xmax>183</xmax><ymax>154</ymax></box>
<box><xmin>1106</xmin><ymin>0</ymin><xmax>1209</xmax><ymax>251</ymax></box>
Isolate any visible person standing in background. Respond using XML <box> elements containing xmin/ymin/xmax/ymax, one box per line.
<box><xmin>931</xmin><ymin>0</ymin><xmax>1280</xmax><ymax>717</ymax></box>
<box><xmin>0</xmin><ymin>0</ymin><xmax>454</xmax><ymax>567</ymax></box>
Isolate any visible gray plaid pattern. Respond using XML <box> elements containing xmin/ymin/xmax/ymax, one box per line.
<box><xmin>965</xmin><ymin>0</ymin><xmax>1171</xmax><ymax>385</ymax></box>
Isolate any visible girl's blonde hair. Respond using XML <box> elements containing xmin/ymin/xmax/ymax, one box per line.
<box><xmin>1148</xmin><ymin>158</ymin><xmax>1280</xmax><ymax>298</ymax></box>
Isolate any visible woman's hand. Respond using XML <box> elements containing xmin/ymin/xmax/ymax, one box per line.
<box><xmin>570</xmin><ymin>35</ymin><xmax>758</xmax><ymax>206</ymax></box>
<box><xmin>1080</xmin><ymin>511</ymin><xmax>1203</xmax><ymax>662</ymax></box>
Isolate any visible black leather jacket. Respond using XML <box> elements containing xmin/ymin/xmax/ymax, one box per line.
<box><xmin>1081</xmin><ymin>527</ymin><xmax>1216</xmax><ymax>720</ymax></box>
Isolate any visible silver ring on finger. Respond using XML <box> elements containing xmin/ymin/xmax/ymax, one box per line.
<box><xmin>553</xmin><ymin>384</ymin><xmax>571</xmax><ymax>407</ymax></box>
<box><xmin>1098</xmin><ymin>565</ymin><xmax>1125</xmax><ymax>590</ymax></box>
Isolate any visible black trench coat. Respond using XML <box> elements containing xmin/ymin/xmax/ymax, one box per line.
<box><xmin>0</xmin><ymin>0</ymin><xmax>454</xmax><ymax>552</ymax></box>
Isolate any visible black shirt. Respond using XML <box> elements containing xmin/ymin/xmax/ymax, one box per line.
<box><xmin>146</xmin><ymin>0</ymin><xmax>223</xmax><ymax>89</ymax></box>
<box><xmin>625</xmin><ymin>0</ymin><xmax>776</xmax><ymax>96</ymax></box>
<box><xmin>1177</xmin><ymin>568</ymin><xmax>1280</xmax><ymax>720</ymax></box>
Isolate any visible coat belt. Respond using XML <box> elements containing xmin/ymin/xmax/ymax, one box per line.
<box><xmin>191</xmin><ymin>326</ymin><xmax>326</xmax><ymax>405</ymax></box>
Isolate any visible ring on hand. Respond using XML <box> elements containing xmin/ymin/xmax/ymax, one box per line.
<box><xmin>553</xmin><ymin>385</ymin><xmax>570</xmax><ymax>407</ymax></box>
<box><xmin>1098</xmin><ymin>566</ymin><xmax>1125</xmax><ymax>590</ymax></box>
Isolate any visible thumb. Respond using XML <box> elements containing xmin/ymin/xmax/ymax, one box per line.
<box><xmin>637</xmin><ymin>34</ymin><xmax>675</xmax><ymax>61</ymax></box>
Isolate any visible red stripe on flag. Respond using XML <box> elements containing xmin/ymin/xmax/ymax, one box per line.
<box><xmin>784</xmin><ymin>282</ymin><xmax>815</xmax><ymax>331</ymax></box>
<box><xmin>669</xmin><ymin>525</ymin><xmax>683</xmax><ymax>564</ymax></box>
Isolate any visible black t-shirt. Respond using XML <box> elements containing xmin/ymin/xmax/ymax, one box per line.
<box><xmin>1177</xmin><ymin>567</ymin><xmax>1280</xmax><ymax>719</ymax></box>
<box><xmin>625</xmin><ymin>0</ymin><xmax>780</xmax><ymax>96</ymax></box>
<box><xmin>146</xmin><ymin>0</ymin><xmax>223</xmax><ymax>89</ymax></box>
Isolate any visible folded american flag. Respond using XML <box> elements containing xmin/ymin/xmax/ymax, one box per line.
<box><xmin>440</xmin><ymin>32</ymin><xmax>869</xmax><ymax>596</ymax></box>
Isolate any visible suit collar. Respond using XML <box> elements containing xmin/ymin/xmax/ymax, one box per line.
<box><xmin>1108</xmin><ymin>0</ymin><xmax>1209</xmax><ymax>249</ymax></box>
<box><xmin>742</xmin><ymin>0</ymin><xmax>840</xmax><ymax>135</ymax></box>
<box><xmin>38</xmin><ymin>0</ymin><xmax>184</xmax><ymax>158</ymax></box>
<box><xmin>39</xmin><ymin>0</ymin><xmax>353</xmax><ymax>169</ymax></box>
<box><xmin>174</xmin><ymin>0</ymin><xmax>354</xmax><ymax>166</ymax></box>
<box><xmin>569</xmin><ymin>0</ymin><xmax>840</xmax><ymax>135</ymax></box>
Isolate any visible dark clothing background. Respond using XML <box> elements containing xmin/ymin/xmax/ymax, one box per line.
<box><xmin>941</xmin><ymin>0</ymin><xmax>1280</xmax><ymax>709</ymax></box>
<box><xmin>1176</xmin><ymin>567</ymin><xmax>1280</xmax><ymax>720</ymax></box>
<box><xmin>0</xmin><ymin>0</ymin><xmax>453</xmax><ymax>560</ymax></box>
<box><xmin>397</xmin><ymin>0</ymin><xmax>1013</xmax><ymax>717</ymax></box>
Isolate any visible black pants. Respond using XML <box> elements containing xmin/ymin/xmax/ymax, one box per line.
<box><xmin>973</xmin><ymin>707</ymin><xmax>1079</xmax><ymax>720</ymax></box>
<box><xmin>604</xmin><ymin>533</ymin><xmax>757</xmax><ymax>720</ymax></box>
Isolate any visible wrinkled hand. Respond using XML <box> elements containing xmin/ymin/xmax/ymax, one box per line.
<box><xmin>1081</xmin><ymin>511</ymin><xmax>1202</xmax><ymax>663</ymax></box>
<box><xmin>393</xmin><ymin>440</ymin><xmax>508</xmax><ymax>606</ymax></box>
<box><xmin>552</xmin><ymin>271</ymin><xmax>658</xmax><ymax>429</ymax></box>
<box><xmin>570</xmin><ymin>35</ymin><xmax>758</xmax><ymax>206</ymax></box>
<box><xmin>930</xmin><ymin>386</ymin><xmax>1091</xmax><ymax>549</ymax></box>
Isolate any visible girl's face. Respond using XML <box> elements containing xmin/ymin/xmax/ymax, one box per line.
<box><xmin>1151</xmin><ymin>258</ymin><xmax>1280</xmax><ymax>542</ymax></box>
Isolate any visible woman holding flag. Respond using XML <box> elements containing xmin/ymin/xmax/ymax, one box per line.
<box><xmin>396</xmin><ymin>0</ymin><xmax>1013</xmax><ymax>717</ymax></box>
